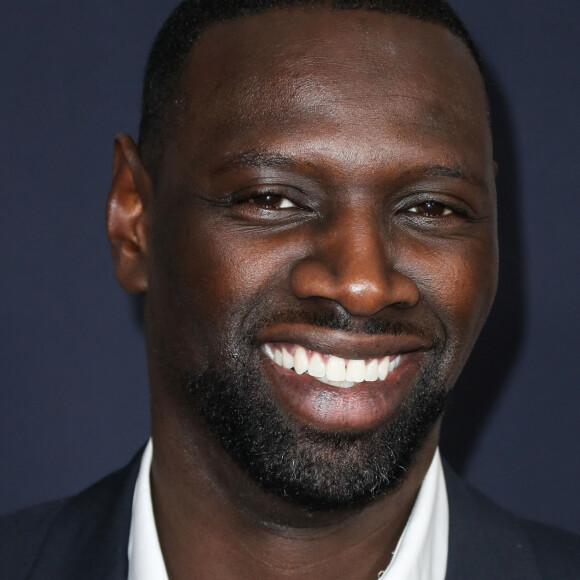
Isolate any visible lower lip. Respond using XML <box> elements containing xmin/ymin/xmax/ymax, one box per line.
<box><xmin>262</xmin><ymin>353</ymin><xmax>422</xmax><ymax>432</ymax></box>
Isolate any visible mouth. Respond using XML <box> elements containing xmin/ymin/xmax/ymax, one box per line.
<box><xmin>256</xmin><ymin>326</ymin><xmax>431</xmax><ymax>432</ymax></box>
<box><xmin>262</xmin><ymin>343</ymin><xmax>402</xmax><ymax>389</ymax></box>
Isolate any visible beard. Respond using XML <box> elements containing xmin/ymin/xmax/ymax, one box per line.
<box><xmin>181</xmin><ymin>326</ymin><xmax>449</xmax><ymax>511</ymax></box>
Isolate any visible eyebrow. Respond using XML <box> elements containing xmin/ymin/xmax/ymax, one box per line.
<box><xmin>213</xmin><ymin>150</ymin><xmax>300</xmax><ymax>175</ymax></box>
<box><xmin>212</xmin><ymin>151</ymin><xmax>484</xmax><ymax>188</ymax></box>
<box><xmin>418</xmin><ymin>164</ymin><xmax>488</xmax><ymax>189</ymax></box>
<box><xmin>422</xmin><ymin>164</ymin><xmax>464</xmax><ymax>179</ymax></box>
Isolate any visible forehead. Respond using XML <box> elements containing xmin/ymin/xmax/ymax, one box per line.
<box><xmin>161</xmin><ymin>8</ymin><xmax>491</xmax><ymax>183</ymax></box>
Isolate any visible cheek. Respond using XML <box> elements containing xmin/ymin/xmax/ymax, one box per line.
<box><xmin>147</xmin><ymin>216</ymin><xmax>304</xmax><ymax>363</ymax></box>
<box><xmin>180</xmin><ymin>225</ymin><xmax>301</xmax><ymax>311</ymax></box>
<box><xmin>403</xmin><ymin>236</ymin><xmax>498</xmax><ymax>345</ymax></box>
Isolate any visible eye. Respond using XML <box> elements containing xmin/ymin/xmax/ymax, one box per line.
<box><xmin>249</xmin><ymin>194</ymin><xmax>297</xmax><ymax>210</ymax></box>
<box><xmin>406</xmin><ymin>201</ymin><xmax>453</xmax><ymax>217</ymax></box>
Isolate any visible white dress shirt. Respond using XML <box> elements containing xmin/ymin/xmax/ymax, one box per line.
<box><xmin>128</xmin><ymin>441</ymin><xmax>448</xmax><ymax>580</ymax></box>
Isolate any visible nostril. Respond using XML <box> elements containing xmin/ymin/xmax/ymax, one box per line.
<box><xmin>290</xmin><ymin>256</ymin><xmax>420</xmax><ymax>317</ymax></box>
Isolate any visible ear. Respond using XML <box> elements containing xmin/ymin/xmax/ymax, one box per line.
<box><xmin>106</xmin><ymin>134</ymin><xmax>152</xmax><ymax>293</ymax></box>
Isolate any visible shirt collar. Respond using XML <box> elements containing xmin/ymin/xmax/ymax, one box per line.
<box><xmin>378</xmin><ymin>448</ymin><xmax>449</xmax><ymax>580</ymax></box>
<box><xmin>128</xmin><ymin>441</ymin><xmax>448</xmax><ymax>580</ymax></box>
<box><xmin>127</xmin><ymin>441</ymin><xmax>168</xmax><ymax>580</ymax></box>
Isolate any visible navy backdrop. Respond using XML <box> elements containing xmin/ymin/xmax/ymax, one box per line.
<box><xmin>1</xmin><ymin>1</ymin><xmax>579</xmax><ymax>533</ymax></box>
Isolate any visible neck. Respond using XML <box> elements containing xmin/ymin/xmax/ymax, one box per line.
<box><xmin>150</xmin><ymin>398</ymin><xmax>440</xmax><ymax>580</ymax></box>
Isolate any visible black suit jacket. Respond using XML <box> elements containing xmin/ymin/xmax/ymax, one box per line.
<box><xmin>1</xmin><ymin>450</ymin><xmax>579</xmax><ymax>579</ymax></box>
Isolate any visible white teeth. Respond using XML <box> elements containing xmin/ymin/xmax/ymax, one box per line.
<box><xmin>282</xmin><ymin>348</ymin><xmax>294</xmax><ymax>369</ymax></box>
<box><xmin>365</xmin><ymin>359</ymin><xmax>379</xmax><ymax>381</ymax></box>
<box><xmin>389</xmin><ymin>355</ymin><xmax>401</xmax><ymax>372</ymax></box>
<box><xmin>263</xmin><ymin>343</ymin><xmax>274</xmax><ymax>360</ymax></box>
<box><xmin>346</xmin><ymin>359</ymin><xmax>366</xmax><ymax>383</ymax></box>
<box><xmin>378</xmin><ymin>357</ymin><xmax>390</xmax><ymax>381</ymax></box>
<box><xmin>331</xmin><ymin>380</ymin><xmax>356</xmax><ymax>388</ymax></box>
<box><xmin>274</xmin><ymin>349</ymin><xmax>283</xmax><ymax>366</ymax></box>
<box><xmin>308</xmin><ymin>353</ymin><xmax>326</xmax><ymax>378</ymax></box>
<box><xmin>262</xmin><ymin>344</ymin><xmax>401</xmax><ymax>388</ymax></box>
<box><xmin>326</xmin><ymin>356</ymin><xmax>346</xmax><ymax>381</ymax></box>
<box><xmin>294</xmin><ymin>346</ymin><xmax>309</xmax><ymax>375</ymax></box>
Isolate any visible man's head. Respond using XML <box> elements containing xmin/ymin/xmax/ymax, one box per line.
<box><xmin>107</xmin><ymin>0</ymin><xmax>497</xmax><ymax>511</ymax></box>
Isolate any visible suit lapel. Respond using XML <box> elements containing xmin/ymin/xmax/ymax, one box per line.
<box><xmin>444</xmin><ymin>462</ymin><xmax>541</xmax><ymax>580</ymax></box>
<box><xmin>27</xmin><ymin>449</ymin><xmax>142</xmax><ymax>580</ymax></box>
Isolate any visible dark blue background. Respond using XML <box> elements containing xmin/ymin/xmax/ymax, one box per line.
<box><xmin>1</xmin><ymin>1</ymin><xmax>579</xmax><ymax>533</ymax></box>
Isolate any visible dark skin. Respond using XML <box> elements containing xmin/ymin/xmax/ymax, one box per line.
<box><xmin>107</xmin><ymin>8</ymin><xmax>497</xmax><ymax>580</ymax></box>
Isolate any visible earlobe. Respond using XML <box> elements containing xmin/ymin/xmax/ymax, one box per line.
<box><xmin>106</xmin><ymin>134</ymin><xmax>152</xmax><ymax>293</ymax></box>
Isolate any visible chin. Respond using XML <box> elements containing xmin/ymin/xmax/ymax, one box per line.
<box><xmin>182</xmin><ymin>348</ymin><xmax>449</xmax><ymax>510</ymax></box>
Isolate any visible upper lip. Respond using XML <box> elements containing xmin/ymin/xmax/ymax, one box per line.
<box><xmin>257</xmin><ymin>323</ymin><xmax>433</xmax><ymax>360</ymax></box>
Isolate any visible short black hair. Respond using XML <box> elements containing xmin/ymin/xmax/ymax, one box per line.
<box><xmin>138</xmin><ymin>0</ymin><xmax>483</xmax><ymax>179</ymax></box>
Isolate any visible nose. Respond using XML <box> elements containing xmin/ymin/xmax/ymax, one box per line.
<box><xmin>290</xmin><ymin>210</ymin><xmax>420</xmax><ymax>317</ymax></box>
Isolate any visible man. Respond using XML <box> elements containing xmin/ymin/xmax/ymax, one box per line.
<box><xmin>1</xmin><ymin>0</ymin><xmax>579</xmax><ymax>578</ymax></box>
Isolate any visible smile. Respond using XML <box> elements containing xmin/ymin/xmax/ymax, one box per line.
<box><xmin>262</xmin><ymin>343</ymin><xmax>402</xmax><ymax>389</ymax></box>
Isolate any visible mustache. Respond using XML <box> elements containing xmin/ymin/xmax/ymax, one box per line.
<box><xmin>253</xmin><ymin>307</ymin><xmax>432</xmax><ymax>339</ymax></box>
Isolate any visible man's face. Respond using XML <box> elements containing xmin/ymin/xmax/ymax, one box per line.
<box><xmin>144</xmin><ymin>9</ymin><xmax>497</xmax><ymax>508</ymax></box>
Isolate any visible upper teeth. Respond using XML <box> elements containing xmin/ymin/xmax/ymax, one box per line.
<box><xmin>262</xmin><ymin>343</ymin><xmax>402</xmax><ymax>389</ymax></box>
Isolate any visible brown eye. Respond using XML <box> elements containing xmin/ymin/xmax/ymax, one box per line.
<box><xmin>250</xmin><ymin>194</ymin><xmax>297</xmax><ymax>210</ymax></box>
<box><xmin>407</xmin><ymin>201</ymin><xmax>453</xmax><ymax>217</ymax></box>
